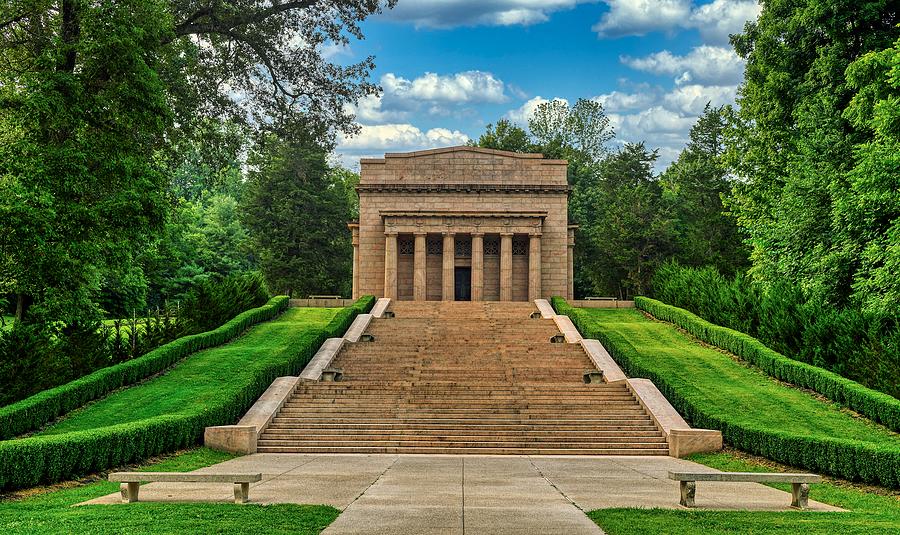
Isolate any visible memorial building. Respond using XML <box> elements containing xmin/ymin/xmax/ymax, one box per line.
<box><xmin>349</xmin><ymin>146</ymin><xmax>574</xmax><ymax>301</ymax></box>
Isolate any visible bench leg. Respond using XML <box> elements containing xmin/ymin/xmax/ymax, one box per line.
<box><xmin>679</xmin><ymin>481</ymin><xmax>696</xmax><ymax>507</ymax></box>
<box><xmin>234</xmin><ymin>482</ymin><xmax>249</xmax><ymax>504</ymax></box>
<box><xmin>791</xmin><ymin>483</ymin><xmax>809</xmax><ymax>509</ymax></box>
<box><xmin>120</xmin><ymin>482</ymin><xmax>139</xmax><ymax>503</ymax></box>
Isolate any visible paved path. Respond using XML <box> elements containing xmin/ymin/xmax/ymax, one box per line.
<box><xmin>84</xmin><ymin>454</ymin><xmax>840</xmax><ymax>534</ymax></box>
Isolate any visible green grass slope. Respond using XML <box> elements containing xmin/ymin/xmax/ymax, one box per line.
<box><xmin>565</xmin><ymin>306</ymin><xmax>900</xmax><ymax>486</ymax></box>
<box><xmin>0</xmin><ymin>448</ymin><xmax>339</xmax><ymax>534</ymax></box>
<box><xmin>40</xmin><ymin>307</ymin><xmax>341</xmax><ymax>435</ymax></box>
<box><xmin>589</xmin><ymin>451</ymin><xmax>900</xmax><ymax>535</ymax></box>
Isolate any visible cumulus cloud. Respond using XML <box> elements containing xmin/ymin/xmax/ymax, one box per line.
<box><xmin>594</xmin><ymin>0</ymin><xmax>760</xmax><ymax>44</ymax></box>
<box><xmin>335</xmin><ymin>123</ymin><xmax>470</xmax><ymax>167</ymax></box>
<box><xmin>621</xmin><ymin>46</ymin><xmax>745</xmax><ymax>86</ymax></box>
<box><xmin>384</xmin><ymin>1</ymin><xmax>590</xmax><ymax>28</ymax></box>
<box><xmin>345</xmin><ymin>70</ymin><xmax>509</xmax><ymax>124</ymax></box>
<box><xmin>590</xmin><ymin>82</ymin><xmax>737</xmax><ymax>169</ymax></box>
<box><xmin>382</xmin><ymin>71</ymin><xmax>507</xmax><ymax>103</ymax></box>
<box><xmin>592</xmin><ymin>0</ymin><xmax>690</xmax><ymax>38</ymax></box>
<box><xmin>504</xmin><ymin>95</ymin><xmax>569</xmax><ymax>125</ymax></box>
<box><xmin>689</xmin><ymin>0</ymin><xmax>761</xmax><ymax>43</ymax></box>
<box><xmin>662</xmin><ymin>84</ymin><xmax>737</xmax><ymax>114</ymax></box>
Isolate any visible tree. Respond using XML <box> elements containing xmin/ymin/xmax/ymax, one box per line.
<box><xmin>662</xmin><ymin>104</ymin><xmax>749</xmax><ymax>275</ymax></box>
<box><xmin>0</xmin><ymin>0</ymin><xmax>393</xmax><ymax>322</ymax></box>
<box><xmin>528</xmin><ymin>98</ymin><xmax>614</xmax><ymax>164</ymax></box>
<box><xmin>470</xmin><ymin>119</ymin><xmax>536</xmax><ymax>153</ymax></box>
<box><xmin>835</xmin><ymin>36</ymin><xmax>900</xmax><ymax>316</ymax></box>
<box><xmin>241</xmin><ymin>134</ymin><xmax>353</xmax><ymax>297</ymax></box>
<box><xmin>726</xmin><ymin>0</ymin><xmax>899</xmax><ymax>306</ymax></box>
<box><xmin>574</xmin><ymin>143</ymin><xmax>675</xmax><ymax>298</ymax></box>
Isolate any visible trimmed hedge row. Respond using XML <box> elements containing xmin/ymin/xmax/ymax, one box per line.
<box><xmin>0</xmin><ymin>296</ymin><xmax>291</xmax><ymax>441</ymax></box>
<box><xmin>551</xmin><ymin>297</ymin><xmax>900</xmax><ymax>489</ymax></box>
<box><xmin>0</xmin><ymin>295</ymin><xmax>375</xmax><ymax>492</ymax></box>
<box><xmin>634</xmin><ymin>296</ymin><xmax>900</xmax><ymax>433</ymax></box>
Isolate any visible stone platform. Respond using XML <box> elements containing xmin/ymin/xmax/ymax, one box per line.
<box><xmin>82</xmin><ymin>453</ymin><xmax>841</xmax><ymax>534</ymax></box>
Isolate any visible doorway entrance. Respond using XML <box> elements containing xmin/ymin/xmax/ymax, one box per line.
<box><xmin>454</xmin><ymin>267</ymin><xmax>471</xmax><ymax>301</ymax></box>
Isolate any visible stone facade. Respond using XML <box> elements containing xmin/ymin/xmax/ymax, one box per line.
<box><xmin>350</xmin><ymin>146</ymin><xmax>574</xmax><ymax>301</ymax></box>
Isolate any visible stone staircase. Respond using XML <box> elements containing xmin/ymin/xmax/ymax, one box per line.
<box><xmin>257</xmin><ymin>301</ymin><xmax>669</xmax><ymax>455</ymax></box>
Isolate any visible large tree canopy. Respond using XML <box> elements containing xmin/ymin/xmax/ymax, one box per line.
<box><xmin>0</xmin><ymin>0</ymin><xmax>393</xmax><ymax>321</ymax></box>
<box><xmin>726</xmin><ymin>0</ymin><xmax>899</xmax><ymax>307</ymax></box>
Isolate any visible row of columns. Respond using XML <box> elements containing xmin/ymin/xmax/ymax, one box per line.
<box><xmin>382</xmin><ymin>232</ymin><xmax>541</xmax><ymax>301</ymax></box>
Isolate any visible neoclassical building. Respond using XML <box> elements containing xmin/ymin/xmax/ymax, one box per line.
<box><xmin>349</xmin><ymin>146</ymin><xmax>574</xmax><ymax>301</ymax></box>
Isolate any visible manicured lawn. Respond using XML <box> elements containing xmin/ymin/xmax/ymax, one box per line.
<box><xmin>40</xmin><ymin>307</ymin><xmax>342</xmax><ymax>435</ymax></box>
<box><xmin>0</xmin><ymin>448</ymin><xmax>340</xmax><ymax>534</ymax></box>
<box><xmin>588</xmin><ymin>450</ymin><xmax>900</xmax><ymax>534</ymax></box>
<box><xmin>573</xmin><ymin>308</ymin><xmax>900</xmax><ymax>448</ymax></box>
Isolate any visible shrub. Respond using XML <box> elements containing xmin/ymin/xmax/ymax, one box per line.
<box><xmin>633</xmin><ymin>296</ymin><xmax>900</xmax><ymax>433</ymax></box>
<box><xmin>0</xmin><ymin>296</ymin><xmax>289</xmax><ymax>440</ymax></box>
<box><xmin>650</xmin><ymin>262</ymin><xmax>900</xmax><ymax>398</ymax></box>
<box><xmin>178</xmin><ymin>271</ymin><xmax>271</xmax><ymax>333</ymax></box>
<box><xmin>0</xmin><ymin>296</ymin><xmax>374</xmax><ymax>492</ymax></box>
<box><xmin>552</xmin><ymin>296</ymin><xmax>900</xmax><ymax>488</ymax></box>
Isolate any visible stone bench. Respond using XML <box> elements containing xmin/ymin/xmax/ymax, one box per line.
<box><xmin>321</xmin><ymin>367</ymin><xmax>343</xmax><ymax>381</ymax></box>
<box><xmin>668</xmin><ymin>471</ymin><xmax>822</xmax><ymax>509</ymax></box>
<box><xmin>582</xmin><ymin>369</ymin><xmax>604</xmax><ymax>384</ymax></box>
<box><xmin>109</xmin><ymin>472</ymin><xmax>262</xmax><ymax>504</ymax></box>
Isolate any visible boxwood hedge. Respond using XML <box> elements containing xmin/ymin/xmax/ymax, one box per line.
<box><xmin>551</xmin><ymin>296</ymin><xmax>900</xmax><ymax>489</ymax></box>
<box><xmin>634</xmin><ymin>296</ymin><xmax>900</xmax><ymax>433</ymax></box>
<box><xmin>0</xmin><ymin>296</ymin><xmax>291</xmax><ymax>441</ymax></box>
<box><xmin>0</xmin><ymin>295</ymin><xmax>374</xmax><ymax>492</ymax></box>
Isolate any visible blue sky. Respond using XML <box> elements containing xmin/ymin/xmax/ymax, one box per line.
<box><xmin>332</xmin><ymin>1</ymin><xmax>761</xmax><ymax>170</ymax></box>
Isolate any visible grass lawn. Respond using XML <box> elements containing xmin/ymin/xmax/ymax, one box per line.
<box><xmin>0</xmin><ymin>448</ymin><xmax>339</xmax><ymax>534</ymax></box>
<box><xmin>588</xmin><ymin>450</ymin><xmax>900</xmax><ymax>534</ymax></box>
<box><xmin>573</xmin><ymin>308</ymin><xmax>900</xmax><ymax>449</ymax></box>
<box><xmin>39</xmin><ymin>307</ymin><xmax>342</xmax><ymax>435</ymax></box>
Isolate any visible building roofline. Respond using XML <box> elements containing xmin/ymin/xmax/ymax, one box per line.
<box><xmin>359</xmin><ymin>145</ymin><xmax>567</xmax><ymax>165</ymax></box>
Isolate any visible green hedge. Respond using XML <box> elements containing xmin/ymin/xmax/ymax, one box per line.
<box><xmin>551</xmin><ymin>296</ymin><xmax>900</xmax><ymax>489</ymax></box>
<box><xmin>0</xmin><ymin>296</ymin><xmax>290</xmax><ymax>441</ymax></box>
<box><xmin>0</xmin><ymin>295</ymin><xmax>374</xmax><ymax>492</ymax></box>
<box><xmin>634</xmin><ymin>296</ymin><xmax>900</xmax><ymax>433</ymax></box>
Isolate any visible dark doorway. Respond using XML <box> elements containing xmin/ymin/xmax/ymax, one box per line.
<box><xmin>454</xmin><ymin>267</ymin><xmax>471</xmax><ymax>301</ymax></box>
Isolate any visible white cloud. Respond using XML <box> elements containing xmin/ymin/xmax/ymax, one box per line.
<box><xmin>593</xmin><ymin>82</ymin><xmax>737</xmax><ymax>169</ymax></box>
<box><xmin>662</xmin><ymin>84</ymin><xmax>737</xmax><ymax>114</ymax></box>
<box><xmin>504</xmin><ymin>96</ymin><xmax>569</xmax><ymax>125</ymax></box>
<box><xmin>382</xmin><ymin>71</ymin><xmax>507</xmax><ymax>104</ymax></box>
<box><xmin>621</xmin><ymin>46</ymin><xmax>745</xmax><ymax>86</ymax></box>
<box><xmin>593</xmin><ymin>0</ymin><xmax>760</xmax><ymax>44</ymax></box>
<box><xmin>345</xmin><ymin>70</ymin><xmax>509</xmax><ymax>124</ymax></box>
<box><xmin>338</xmin><ymin>123</ymin><xmax>469</xmax><ymax>154</ymax></box>
<box><xmin>689</xmin><ymin>0</ymin><xmax>761</xmax><ymax>44</ymax></box>
<box><xmin>593</xmin><ymin>89</ymin><xmax>660</xmax><ymax>112</ymax></box>
<box><xmin>593</xmin><ymin>0</ymin><xmax>690</xmax><ymax>38</ymax></box>
<box><xmin>384</xmin><ymin>1</ymin><xmax>591</xmax><ymax>28</ymax></box>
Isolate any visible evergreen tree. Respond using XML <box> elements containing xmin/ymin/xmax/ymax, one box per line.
<box><xmin>662</xmin><ymin>104</ymin><xmax>749</xmax><ymax>275</ymax></box>
<box><xmin>241</xmin><ymin>135</ymin><xmax>353</xmax><ymax>297</ymax></box>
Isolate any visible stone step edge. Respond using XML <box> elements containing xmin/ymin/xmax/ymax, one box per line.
<box><xmin>536</xmin><ymin>298</ymin><xmax>723</xmax><ymax>458</ymax></box>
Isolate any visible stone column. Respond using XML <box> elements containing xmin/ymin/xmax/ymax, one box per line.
<box><xmin>442</xmin><ymin>232</ymin><xmax>455</xmax><ymax>301</ymax></box>
<box><xmin>528</xmin><ymin>233</ymin><xmax>542</xmax><ymax>301</ymax></box>
<box><xmin>413</xmin><ymin>232</ymin><xmax>427</xmax><ymax>301</ymax></box>
<box><xmin>471</xmin><ymin>233</ymin><xmax>484</xmax><ymax>302</ymax></box>
<box><xmin>500</xmin><ymin>232</ymin><xmax>513</xmax><ymax>301</ymax></box>
<box><xmin>383</xmin><ymin>232</ymin><xmax>398</xmax><ymax>300</ymax></box>
<box><xmin>567</xmin><ymin>226</ymin><xmax>576</xmax><ymax>300</ymax></box>
<box><xmin>350</xmin><ymin>224</ymin><xmax>359</xmax><ymax>299</ymax></box>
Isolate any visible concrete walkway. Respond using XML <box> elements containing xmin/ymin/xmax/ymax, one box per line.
<box><xmin>84</xmin><ymin>454</ymin><xmax>841</xmax><ymax>534</ymax></box>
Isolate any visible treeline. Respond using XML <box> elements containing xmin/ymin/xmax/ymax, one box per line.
<box><xmin>471</xmin><ymin>101</ymin><xmax>747</xmax><ymax>300</ymax></box>
<box><xmin>0</xmin><ymin>2</ymin><xmax>388</xmax><ymax>406</ymax></box>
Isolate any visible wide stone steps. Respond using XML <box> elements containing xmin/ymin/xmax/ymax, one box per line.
<box><xmin>255</xmin><ymin>446</ymin><xmax>670</xmax><ymax>455</ymax></box>
<box><xmin>259</xmin><ymin>301</ymin><xmax>667</xmax><ymax>455</ymax></box>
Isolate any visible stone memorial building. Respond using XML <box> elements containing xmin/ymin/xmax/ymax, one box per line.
<box><xmin>349</xmin><ymin>146</ymin><xmax>574</xmax><ymax>301</ymax></box>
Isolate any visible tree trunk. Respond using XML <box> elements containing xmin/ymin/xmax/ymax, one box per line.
<box><xmin>15</xmin><ymin>293</ymin><xmax>32</xmax><ymax>323</ymax></box>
